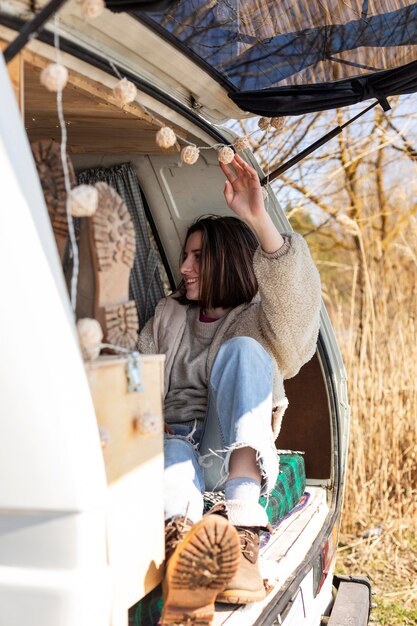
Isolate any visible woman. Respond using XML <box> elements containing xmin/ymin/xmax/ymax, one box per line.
<box><xmin>138</xmin><ymin>154</ymin><xmax>321</xmax><ymax>625</ymax></box>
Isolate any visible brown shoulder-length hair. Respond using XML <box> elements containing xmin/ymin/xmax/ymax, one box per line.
<box><xmin>177</xmin><ymin>215</ymin><xmax>259</xmax><ymax>310</ymax></box>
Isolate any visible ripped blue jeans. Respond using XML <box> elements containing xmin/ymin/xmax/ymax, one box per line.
<box><xmin>164</xmin><ymin>337</ymin><xmax>279</xmax><ymax>522</ymax></box>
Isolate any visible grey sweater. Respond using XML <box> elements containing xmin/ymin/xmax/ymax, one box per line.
<box><xmin>138</xmin><ymin>233</ymin><xmax>321</xmax><ymax>438</ymax></box>
<box><xmin>164</xmin><ymin>306</ymin><xmax>224</xmax><ymax>421</ymax></box>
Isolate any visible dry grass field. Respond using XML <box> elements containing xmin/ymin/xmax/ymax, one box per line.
<box><xmin>242</xmin><ymin>102</ymin><xmax>417</xmax><ymax>624</ymax></box>
<box><xmin>317</xmin><ymin>201</ymin><xmax>417</xmax><ymax>624</ymax></box>
<box><xmin>330</xmin><ymin>243</ymin><xmax>417</xmax><ymax>624</ymax></box>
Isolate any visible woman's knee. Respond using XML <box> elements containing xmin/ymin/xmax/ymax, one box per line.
<box><xmin>211</xmin><ymin>337</ymin><xmax>273</xmax><ymax>385</ymax></box>
<box><xmin>164</xmin><ymin>435</ymin><xmax>199</xmax><ymax>466</ymax></box>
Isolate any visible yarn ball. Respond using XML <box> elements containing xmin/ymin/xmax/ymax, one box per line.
<box><xmin>156</xmin><ymin>126</ymin><xmax>177</xmax><ymax>149</ymax></box>
<box><xmin>181</xmin><ymin>145</ymin><xmax>200</xmax><ymax>165</ymax></box>
<box><xmin>80</xmin><ymin>0</ymin><xmax>105</xmax><ymax>18</ymax></box>
<box><xmin>258</xmin><ymin>116</ymin><xmax>272</xmax><ymax>131</ymax></box>
<box><xmin>271</xmin><ymin>116</ymin><xmax>285</xmax><ymax>130</ymax></box>
<box><xmin>40</xmin><ymin>63</ymin><xmax>68</xmax><ymax>92</ymax></box>
<box><xmin>77</xmin><ymin>318</ymin><xmax>103</xmax><ymax>361</ymax></box>
<box><xmin>234</xmin><ymin>135</ymin><xmax>250</xmax><ymax>152</ymax></box>
<box><xmin>218</xmin><ymin>146</ymin><xmax>235</xmax><ymax>164</ymax></box>
<box><xmin>113</xmin><ymin>78</ymin><xmax>137</xmax><ymax>106</ymax></box>
<box><xmin>68</xmin><ymin>184</ymin><xmax>99</xmax><ymax>217</ymax></box>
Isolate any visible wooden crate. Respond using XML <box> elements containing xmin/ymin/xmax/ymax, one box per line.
<box><xmin>85</xmin><ymin>353</ymin><xmax>165</xmax><ymax>626</ymax></box>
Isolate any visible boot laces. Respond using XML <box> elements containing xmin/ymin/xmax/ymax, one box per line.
<box><xmin>165</xmin><ymin>516</ymin><xmax>193</xmax><ymax>561</ymax></box>
<box><xmin>236</xmin><ymin>526</ymin><xmax>259</xmax><ymax>563</ymax></box>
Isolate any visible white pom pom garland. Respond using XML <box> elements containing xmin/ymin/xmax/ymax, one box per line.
<box><xmin>40</xmin><ymin>63</ymin><xmax>68</xmax><ymax>92</ymax></box>
<box><xmin>77</xmin><ymin>318</ymin><xmax>103</xmax><ymax>361</ymax></box>
<box><xmin>156</xmin><ymin>126</ymin><xmax>177</xmax><ymax>149</ymax></box>
<box><xmin>271</xmin><ymin>116</ymin><xmax>285</xmax><ymax>130</ymax></box>
<box><xmin>258</xmin><ymin>117</ymin><xmax>272</xmax><ymax>131</ymax></box>
<box><xmin>181</xmin><ymin>145</ymin><xmax>200</xmax><ymax>165</ymax></box>
<box><xmin>80</xmin><ymin>0</ymin><xmax>105</xmax><ymax>18</ymax></box>
<box><xmin>113</xmin><ymin>78</ymin><xmax>137</xmax><ymax>106</ymax></box>
<box><xmin>234</xmin><ymin>135</ymin><xmax>250</xmax><ymax>152</ymax></box>
<box><xmin>68</xmin><ymin>184</ymin><xmax>99</xmax><ymax>217</ymax></box>
<box><xmin>218</xmin><ymin>146</ymin><xmax>235</xmax><ymax>164</ymax></box>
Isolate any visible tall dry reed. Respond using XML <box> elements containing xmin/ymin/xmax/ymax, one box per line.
<box><xmin>325</xmin><ymin>218</ymin><xmax>417</xmax><ymax>534</ymax></box>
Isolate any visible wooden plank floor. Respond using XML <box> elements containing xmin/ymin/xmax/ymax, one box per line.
<box><xmin>213</xmin><ymin>487</ymin><xmax>329</xmax><ymax>625</ymax></box>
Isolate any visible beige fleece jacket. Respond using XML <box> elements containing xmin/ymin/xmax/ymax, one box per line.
<box><xmin>138</xmin><ymin>233</ymin><xmax>321</xmax><ymax>439</ymax></box>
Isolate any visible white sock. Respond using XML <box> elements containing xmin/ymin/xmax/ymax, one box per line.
<box><xmin>225</xmin><ymin>477</ymin><xmax>261</xmax><ymax>504</ymax></box>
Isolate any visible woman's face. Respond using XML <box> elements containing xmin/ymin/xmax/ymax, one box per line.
<box><xmin>180</xmin><ymin>230</ymin><xmax>202</xmax><ymax>301</ymax></box>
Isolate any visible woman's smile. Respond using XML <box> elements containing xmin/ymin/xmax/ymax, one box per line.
<box><xmin>180</xmin><ymin>230</ymin><xmax>202</xmax><ymax>300</ymax></box>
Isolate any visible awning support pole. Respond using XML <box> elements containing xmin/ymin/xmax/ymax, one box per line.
<box><xmin>3</xmin><ymin>0</ymin><xmax>70</xmax><ymax>64</ymax></box>
<box><xmin>262</xmin><ymin>100</ymin><xmax>380</xmax><ymax>185</ymax></box>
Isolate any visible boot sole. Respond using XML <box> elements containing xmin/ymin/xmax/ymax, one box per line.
<box><xmin>88</xmin><ymin>182</ymin><xmax>138</xmax><ymax>349</ymax></box>
<box><xmin>162</xmin><ymin>516</ymin><xmax>240</xmax><ymax>625</ymax></box>
<box><xmin>216</xmin><ymin>586</ymin><xmax>267</xmax><ymax>604</ymax></box>
<box><xmin>31</xmin><ymin>139</ymin><xmax>76</xmax><ymax>262</ymax></box>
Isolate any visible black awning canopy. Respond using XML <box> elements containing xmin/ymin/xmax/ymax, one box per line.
<box><xmin>125</xmin><ymin>0</ymin><xmax>417</xmax><ymax>116</ymax></box>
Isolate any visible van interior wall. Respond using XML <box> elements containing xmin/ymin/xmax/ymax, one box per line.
<box><xmin>280</xmin><ymin>356</ymin><xmax>331</xmax><ymax>480</ymax></box>
<box><xmin>23</xmin><ymin>54</ymin><xmax>332</xmax><ymax>482</ymax></box>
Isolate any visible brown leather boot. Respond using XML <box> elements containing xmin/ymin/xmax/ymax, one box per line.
<box><xmin>161</xmin><ymin>515</ymin><xmax>240</xmax><ymax>625</ymax></box>
<box><xmin>215</xmin><ymin>525</ymin><xmax>266</xmax><ymax>604</ymax></box>
<box><xmin>205</xmin><ymin>501</ymin><xmax>270</xmax><ymax>605</ymax></box>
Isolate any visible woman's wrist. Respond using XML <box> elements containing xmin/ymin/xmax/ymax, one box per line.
<box><xmin>248</xmin><ymin>213</ymin><xmax>285</xmax><ymax>254</ymax></box>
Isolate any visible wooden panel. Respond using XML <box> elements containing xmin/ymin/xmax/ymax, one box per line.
<box><xmin>22</xmin><ymin>57</ymin><xmax>186</xmax><ymax>154</ymax></box>
<box><xmin>85</xmin><ymin>354</ymin><xmax>164</xmax><ymax>483</ymax></box>
<box><xmin>85</xmin><ymin>354</ymin><xmax>166</xmax><ymax>623</ymax></box>
<box><xmin>278</xmin><ymin>353</ymin><xmax>332</xmax><ymax>479</ymax></box>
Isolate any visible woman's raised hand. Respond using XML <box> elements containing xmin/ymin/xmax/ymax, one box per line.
<box><xmin>220</xmin><ymin>153</ymin><xmax>285</xmax><ymax>254</ymax></box>
<box><xmin>220</xmin><ymin>154</ymin><xmax>266</xmax><ymax>225</ymax></box>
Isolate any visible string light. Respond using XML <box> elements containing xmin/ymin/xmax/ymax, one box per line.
<box><xmin>40</xmin><ymin>62</ymin><xmax>68</xmax><ymax>91</ymax></box>
<box><xmin>53</xmin><ymin>17</ymin><xmax>79</xmax><ymax>312</ymax></box>
<box><xmin>258</xmin><ymin>116</ymin><xmax>272</xmax><ymax>131</ymax></box>
<box><xmin>218</xmin><ymin>146</ymin><xmax>234</xmax><ymax>164</ymax></box>
<box><xmin>271</xmin><ymin>116</ymin><xmax>284</xmax><ymax>130</ymax></box>
<box><xmin>234</xmin><ymin>135</ymin><xmax>250</xmax><ymax>151</ymax></box>
<box><xmin>181</xmin><ymin>145</ymin><xmax>200</xmax><ymax>164</ymax></box>
<box><xmin>80</xmin><ymin>0</ymin><xmax>105</xmax><ymax>19</ymax></box>
<box><xmin>156</xmin><ymin>126</ymin><xmax>177</xmax><ymax>149</ymax></box>
<box><xmin>77</xmin><ymin>318</ymin><xmax>103</xmax><ymax>360</ymax></box>
<box><xmin>113</xmin><ymin>77</ymin><xmax>137</xmax><ymax>107</ymax></box>
<box><xmin>68</xmin><ymin>184</ymin><xmax>99</xmax><ymax>217</ymax></box>
<box><xmin>103</xmin><ymin>50</ymin><xmax>286</xmax><ymax>178</ymax></box>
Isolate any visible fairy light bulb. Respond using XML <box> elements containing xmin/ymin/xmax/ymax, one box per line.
<box><xmin>113</xmin><ymin>78</ymin><xmax>137</xmax><ymax>106</ymax></box>
<box><xmin>181</xmin><ymin>145</ymin><xmax>200</xmax><ymax>165</ymax></box>
<box><xmin>77</xmin><ymin>318</ymin><xmax>103</xmax><ymax>361</ymax></box>
<box><xmin>40</xmin><ymin>63</ymin><xmax>68</xmax><ymax>92</ymax></box>
<box><xmin>258</xmin><ymin>117</ymin><xmax>272</xmax><ymax>131</ymax></box>
<box><xmin>68</xmin><ymin>184</ymin><xmax>99</xmax><ymax>217</ymax></box>
<box><xmin>218</xmin><ymin>146</ymin><xmax>235</xmax><ymax>164</ymax></box>
<box><xmin>271</xmin><ymin>116</ymin><xmax>285</xmax><ymax>130</ymax></box>
<box><xmin>234</xmin><ymin>135</ymin><xmax>250</xmax><ymax>151</ymax></box>
<box><xmin>80</xmin><ymin>0</ymin><xmax>105</xmax><ymax>18</ymax></box>
<box><xmin>156</xmin><ymin>126</ymin><xmax>177</xmax><ymax>149</ymax></box>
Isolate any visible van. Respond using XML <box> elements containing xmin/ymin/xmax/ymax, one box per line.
<box><xmin>0</xmin><ymin>2</ymin><xmax>372</xmax><ymax>625</ymax></box>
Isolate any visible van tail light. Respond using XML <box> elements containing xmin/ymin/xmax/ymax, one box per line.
<box><xmin>313</xmin><ymin>523</ymin><xmax>338</xmax><ymax>596</ymax></box>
